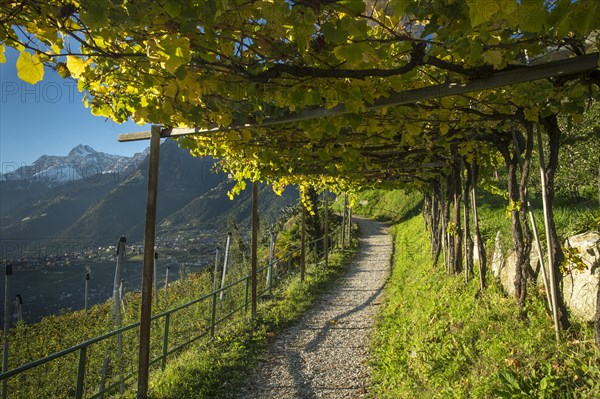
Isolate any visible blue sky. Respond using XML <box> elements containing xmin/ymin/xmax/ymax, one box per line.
<box><xmin>0</xmin><ymin>46</ymin><xmax>149</xmax><ymax>168</ymax></box>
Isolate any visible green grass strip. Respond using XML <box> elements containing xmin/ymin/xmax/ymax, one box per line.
<box><xmin>369</xmin><ymin>215</ymin><xmax>600</xmax><ymax>399</ymax></box>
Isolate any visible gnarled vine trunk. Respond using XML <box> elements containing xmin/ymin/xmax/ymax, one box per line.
<box><xmin>429</xmin><ymin>182</ymin><xmax>443</xmax><ymax>268</ymax></box>
<box><xmin>463</xmin><ymin>160</ymin><xmax>474</xmax><ymax>281</ymax></box>
<box><xmin>499</xmin><ymin>138</ymin><xmax>529</xmax><ymax>311</ymax></box>
<box><xmin>450</xmin><ymin>153</ymin><xmax>463</xmax><ymax>275</ymax></box>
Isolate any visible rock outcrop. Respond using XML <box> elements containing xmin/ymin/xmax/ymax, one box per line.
<box><xmin>492</xmin><ymin>230</ymin><xmax>599</xmax><ymax>321</ymax></box>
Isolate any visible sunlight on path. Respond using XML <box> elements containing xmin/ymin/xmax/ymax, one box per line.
<box><xmin>233</xmin><ymin>218</ymin><xmax>392</xmax><ymax>399</ymax></box>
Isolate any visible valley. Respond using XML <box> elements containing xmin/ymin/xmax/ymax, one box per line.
<box><xmin>0</xmin><ymin>140</ymin><xmax>297</xmax><ymax>323</ymax></box>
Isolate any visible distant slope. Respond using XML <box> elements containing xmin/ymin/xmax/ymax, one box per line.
<box><xmin>1</xmin><ymin>139</ymin><xmax>298</xmax><ymax>257</ymax></box>
<box><xmin>61</xmin><ymin>139</ymin><xmax>227</xmax><ymax>244</ymax></box>
<box><xmin>0</xmin><ymin>175</ymin><xmax>121</xmax><ymax>241</ymax></box>
<box><xmin>162</xmin><ymin>180</ymin><xmax>299</xmax><ymax>232</ymax></box>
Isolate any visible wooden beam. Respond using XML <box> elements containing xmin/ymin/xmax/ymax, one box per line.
<box><xmin>118</xmin><ymin>53</ymin><xmax>599</xmax><ymax>142</ymax></box>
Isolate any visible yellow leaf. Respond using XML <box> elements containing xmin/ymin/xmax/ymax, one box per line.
<box><xmin>67</xmin><ymin>55</ymin><xmax>86</xmax><ymax>78</ymax></box>
<box><xmin>91</xmin><ymin>104</ymin><xmax>113</xmax><ymax>117</ymax></box>
<box><xmin>0</xmin><ymin>44</ymin><xmax>5</xmax><ymax>63</ymax></box>
<box><xmin>16</xmin><ymin>52</ymin><xmax>44</xmax><ymax>84</ymax></box>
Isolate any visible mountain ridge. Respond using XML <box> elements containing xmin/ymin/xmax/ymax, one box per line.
<box><xmin>0</xmin><ymin>140</ymin><xmax>297</xmax><ymax>260</ymax></box>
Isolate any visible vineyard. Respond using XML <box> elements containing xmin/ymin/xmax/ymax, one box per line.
<box><xmin>1</xmin><ymin>0</ymin><xmax>600</xmax><ymax>397</ymax></box>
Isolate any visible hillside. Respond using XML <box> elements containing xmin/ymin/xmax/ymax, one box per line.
<box><xmin>0</xmin><ymin>140</ymin><xmax>298</xmax><ymax>258</ymax></box>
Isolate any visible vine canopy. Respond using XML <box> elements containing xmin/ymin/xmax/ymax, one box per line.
<box><xmin>1</xmin><ymin>0</ymin><xmax>599</xmax><ymax>195</ymax></box>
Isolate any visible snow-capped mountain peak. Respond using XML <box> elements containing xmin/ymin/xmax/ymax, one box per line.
<box><xmin>1</xmin><ymin>145</ymin><xmax>145</xmax><ymax>186</ymax></box>
<box><xmin>68</xmin><ymin>144</ymin><xmax>97</xmax><ymax>158</ymax></box>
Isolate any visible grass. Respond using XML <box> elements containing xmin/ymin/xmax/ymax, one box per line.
<box><xmin>362</xmin><ymin>203</ymin><xmax>600</xmax><ymax>398</ymax></box>
<box><xmin>355</xmin><ymin>188</ymin><xmax>423</xmax><ymax>223</ymax></box>
<box><xmin>147</xmin><ymin>238</ymin><xmax>359</xmax><ymax>398</ymax></box>
<box><xmin>475</xmin><ymin>190</ymin><xmax>600</xmax><ymax>257</ymax></box>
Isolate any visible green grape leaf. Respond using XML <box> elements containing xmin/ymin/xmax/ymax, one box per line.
<box><xmin>482</xmin><ymin>50</ymin><xmax>505</xmax><ymax>69</ymax></box>
<box><xmin>321</xmin><ymin>22</ymin><xmax>348</xmax><ymax>45</ymax></box>
<box><xmin>338</xmin><ymin>0</ymin><xmax>366</xmax><ymax>15</ymax></box>
<box><xmin>524</xmin><ymin>106</ymin><xmax>539</xmax><ymax>122</ymax></box>
<box><xmin>0</xmin><ymin>44</ymin><xmax>5</xmax><ymax>63</ymax></box>
<box><xmin>164</xmin><ymin>0</ymin><xmax>182</xmax><ymax>18</ymax></box>
<box><xmin>468</xmin><ymin>0</ymin><xmax>499</xmax><ymax>28</ymax></box>
<box><xmin>517</xmin><ymin>0</ymin><xmax>547</xmax><ymax>32</ymax></box>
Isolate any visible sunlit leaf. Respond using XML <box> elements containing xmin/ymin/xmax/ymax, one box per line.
<box><xmin>16</xmin><ymin>51</ymin><xmax>44</xmax><ymax>84</ymax></box>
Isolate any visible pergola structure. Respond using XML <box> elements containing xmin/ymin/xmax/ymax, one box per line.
<box><xmin>118</xmin><ymin>52</ymin><xmax>599</xmax><ymax>397</ymax></box>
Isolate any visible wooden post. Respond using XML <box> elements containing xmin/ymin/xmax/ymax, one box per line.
<box><xmin>470</xmin><ymin>165</ymin><xmax>486</xmax><ymax>291</ymax></box>
<box><xmin>2</xmin><ymin>265</ymin><xmax>11</xmax><ymax>399</ymax></box>
<box><xmin>301</xmin><ymin>206</ymin><xmax>306</xmax><ymax>282</ymax></box>
<box><xmin>529</xmin><ymin>211</ymin><xmax>552</xmax><ymax>311</ymax></box>
<box><xmin>537</xmin><ymin>124</ymin><xmax>561</xmax><ymax>343</ymax></box>
<box><xmin>137</xmin><ymin>125</ymin><xmax>161</xmax><ymax>399</ymax></box>
<box><xmin>251</xmin><ymin>182</ymin><xmax>258</xmax><ymax>319</ymax></box>
<box><xmin>324</xmin><ymin>193</ymin><xmax>329</xmax><ymax>267</ymax></box>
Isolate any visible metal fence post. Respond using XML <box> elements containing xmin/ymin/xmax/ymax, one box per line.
<box><xmin>251</xmin><ymin>182</ymin><xmax>258</xmax><ymax>320</ymax></box>
<box><xmin>324</xmin><ymin>193</ymin><xmax>329</xmax><ymax>267</ymax></box>
<box><xmin>14</xmin><ymin>295</ymin><xmax>22</xmax><ymax>323</ymax></box>
<box><xmin>161</xmin><ymin>313</ymin><xmax>170</xmax><ymax>370</ymax></box>
<box><xmin>341</xmin><ymin>193</ymin><xmax>347</xmax><ymax>250</ymax></box>
<box><xmin>2</xmin><ymin>264</ymin><xmax>12</xmax><ymax>399</ymax></box>
<box><xmin>154</xmin><ymin>251</ymin><xmax>159</xmax><ymax>305</ymax></box>
<box><xmin>113</xmin><ymin>236</ymin><xmax>126</xmax><ymax>394</ymax></box>
<box><xmin>220</xmin><ymin>234</ymin><xmax>231</xmax><ymax>301</ymax></box>
<box><xmin>75</xmin><ymin>346</ymin><xmax>87</xmax><ymax>399</ymax></box>
<box><xmin>213</xmin><ymin>247</ymin><xmax>220</xmax><ymax>291</ymax></box>
<box><xmin>164</xmin><ymin>266</ymin><xmax>170</xmax><ymax>301</ymax></box>
<box><xmin>210</xmin><ymin>290</ymin><xmax>217</xmax><ymax>338</ymax></box>
<box><xmin>245</xmin><ymin>277</ymin><xmax>250</xmax><ymax>313</ymax></box>
<box><xmin>347</xmin><ymin>206</ymin><xmax>352</xmax><ymax>243</ymax></box>
<box><xmin>266</xmin><ymin>233</ymin><xmax>275</xmax><ymax>294</ymax></box>
<box><xmin>84</xmin><ymin>272</ymin><xmax>90</xmax><ymax>313</ymax></box>
<box><xmin>301</xmin><ymin>206</ymin><xmax>306</xmax><ymax>282</ymax></box>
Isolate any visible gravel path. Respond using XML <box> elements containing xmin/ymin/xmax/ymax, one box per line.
<box><xmin>234</xmin><ymin>218</ymin><xmax>392</xmax><ymax>399</ymax></box>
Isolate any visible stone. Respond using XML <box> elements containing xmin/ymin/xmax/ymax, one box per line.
<box><xmin>491</xmin><ymin>231</ymin><xmax>504</xmax><ymax>278</ymax></box>
<box><xmin>491</xmin><ymin>230</ymin><xmax>600</xmax><ymax>321</ymax></box>
<box><xmin>563</xmin><ymin>231</ymin><xmax>600</xmax><ymax>321</ymax></box>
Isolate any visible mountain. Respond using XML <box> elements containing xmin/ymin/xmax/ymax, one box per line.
<box><xmin>0</xmin><ymin>140</ymin><xmax>298</xmax><ymax>259</ymax></box>
<box><xmin>0</xmin><ymin>144</ymin><xmax>142</xmax><ymax>186</ymax></box>
<box><xmin>0</xmin><ymin>145</ymin><xmax>144</xmax><ymax>217</ymax></box>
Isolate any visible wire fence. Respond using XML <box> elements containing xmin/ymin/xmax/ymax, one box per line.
<box><xmin>0</xmin><ymin>224</ymin><xmax>345</xmax><ymax>399</ymax></box>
